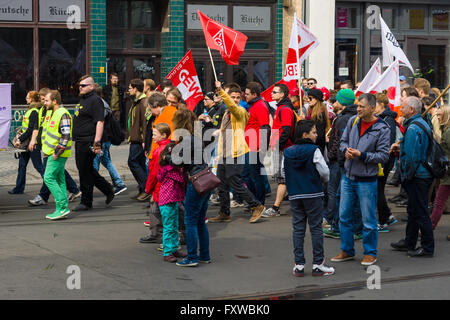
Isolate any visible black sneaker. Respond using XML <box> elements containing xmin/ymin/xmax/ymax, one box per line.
<box><xmin>105</xmin><ymin>192</ymin><xmax>114</xmax><ymax>205</ymax></box>
<box><xmin>388</xmin><ymin>195</ymin><xmax>405</xmax><ymax>203</ymax></box>
<box><xmin>114</xmin><ymin>185</ymin><xmax>127</xmax><ymax>196</ymax></box>
<box><xmin>391</xmin><ymin>239</ymin><xmax>408</xmax><ymax>251</ymax></box>
<box><xmin>139</xmin><ymin>235</ymin><xmax>160</xmax><ymax>244</ymax></box>
<box><xmin>73</xmin><ymin>203</ymin><xmax>92</xmax><ymax>211</ymax></box>
<box><xmin>293</xmin><ymin>264</ymin><xmax>305</xmax><ymax>277</ymax></box>
<box><xmin>395</xmin><ymin>199</ymin><xmax>408</xmax><ymax>207</ymax></box>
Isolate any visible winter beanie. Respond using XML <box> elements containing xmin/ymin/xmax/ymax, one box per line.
<box><xmin>336</xmin><ymin>89</ymin><xmax>356</xmax><ymax>106</ymax></box>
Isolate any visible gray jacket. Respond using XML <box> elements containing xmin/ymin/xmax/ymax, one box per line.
<box><xmin>340</xmin><ymin>115</ymin><xmax>391</xmax><ymax>181</ymax></box>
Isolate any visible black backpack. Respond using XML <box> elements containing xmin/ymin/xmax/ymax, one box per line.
<box><xmin>102</xmin><ymin>100</ymin><xmax>125</xmax><ymax>146</ymax></box>
<box><xmin>413</xmin><ymin>121</ymin><xmax>449</xmax><ymax>179</ymax></box>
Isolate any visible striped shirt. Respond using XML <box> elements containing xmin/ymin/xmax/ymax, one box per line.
<box><xmin>54</xmin><ymin>113</ymin><xmax>71</xmax><ymax>157</ymax></box>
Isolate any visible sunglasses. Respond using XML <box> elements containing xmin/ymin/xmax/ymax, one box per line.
<box><xmin>308</xmin><ymin>82</ymin><xmax>315</xmax><ymax>85</ymax></box>
<box><xmin>79</xmin><ymin>84</ymin><xmax>90</xmax><ymax>88</ymax></box>
<box><xmin>272</xmin><ymin>91</ymin><xmax>281</xmax><ymax>94</ymax></box>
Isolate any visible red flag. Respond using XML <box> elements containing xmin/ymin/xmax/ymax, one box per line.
<box><xmin>261</xmin><ymin>79</ymin><xmax>298</xmax><ymax>111</ymax></box>
<box><xmin>197</xmin><ymin>10</ymin><xmax>248</xmax><ymax>65</ymax></box>
<box><xmin>164</xmin><ymin>50</ymin><xmax>204</xmax><ymax>111</ymax></box>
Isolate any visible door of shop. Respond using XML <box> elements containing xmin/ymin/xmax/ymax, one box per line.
<box><xmin>107</xmin><ymin>55</ymin><xmax>161</xmax><ymax>88</ymax></box>
<box><xmin>335</xmin><ymin>37</ymin><xmax>361</xmax><ymax>87</ymax></box>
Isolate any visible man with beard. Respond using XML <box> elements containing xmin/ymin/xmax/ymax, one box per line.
<box><xmin>41</xmin><ymin>90</ymin><xmax>73</xmax><ymax>220</ymax></box>
<box><xmin>103</xmin><ymin>73</ymin><xmax>126</xmax><ymax>130</ymax></box>
<box><xmin>72</xmin><ymin>75</ymin><xmax>115</xmax><ymax>211</ymax></box>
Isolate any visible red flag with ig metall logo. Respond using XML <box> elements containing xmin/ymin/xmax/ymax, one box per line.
<box><xmin>197</xmin><ymin>10</ymin><xmax>248</xmax><ymax>65</ymax></box>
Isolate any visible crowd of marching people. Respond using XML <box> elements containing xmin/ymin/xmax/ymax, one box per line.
<box><xmin>8</xmin><ymin>72</ymin><xmax>450</xmax><ymax>274</ymax></box>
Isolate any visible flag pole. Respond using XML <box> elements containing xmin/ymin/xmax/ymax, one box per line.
<box><xmin>208</xmin><ymin>47</ymin><xmax>218</xmax><ymax>82</ymax></box>
<box><xmin>422</xmin><ymin>84</ymin><xmax>450</xmax><ymax>118</ymax></box>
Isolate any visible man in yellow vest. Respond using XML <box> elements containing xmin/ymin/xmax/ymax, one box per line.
<box><xmin>42</xmin><ymin>90</ymin><xmax>73</xmax><ymax>220</ymax></box>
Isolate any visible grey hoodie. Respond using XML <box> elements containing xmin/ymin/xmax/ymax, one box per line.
<box><xmin>340</xmin><ymin>115</ymin><xmax>390</xmax><ymax>181</ymax></box>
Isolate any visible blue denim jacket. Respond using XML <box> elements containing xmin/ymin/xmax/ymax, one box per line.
<box><xmin>400</xmin><ymin>114</ymin><xmax>433</xmax><ymax>181</ymax></box>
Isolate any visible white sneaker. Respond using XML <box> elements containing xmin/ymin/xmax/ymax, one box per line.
<box><xmin>262</xmin><ymin>207</ymin><xmax>279</xmax><ymax>218</ymax></box>
<box><xmin>312</xmin><ymin>262</ymin><xmax>335</xmax><ymax>276</ymax></box>
<box><xmin>293</xmin><ymin>264</ymin><xmax>305</xmax><ymax>277</ymax></box>
<box><xmin>28</xmin><ymin>195</ymin><xmax>47</xmax><ymax>206</ymax></box>
<box><xmin>68</xmin><ymin>191</ymin><xmax>82</xmax><ymax>202</ymax></box>
<box><xmin>230</xmin><ymin>200</ymin><xmax>245</xmax><ymax>208</ymax></box>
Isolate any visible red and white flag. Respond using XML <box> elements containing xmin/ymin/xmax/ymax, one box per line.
<box><xmin>164</xmin><ymin>50</ymin><xmax>203</xmax><ymax>111</ymax></box>
<box><xmin>198</xmin><ymin>10</ymin><xmax>247</xmax><ymax>65</ymax></box>
<box><xmin>261</xmin><ymin>79</ymin><xmax>298</xmax><ymax>110</ymax></box>
<box><xmin>355</xmin><ymin>58</ymin><xmax>382</xmax><ymax>97</ymax></box>
<box><xmin>284</xmin><ymin>13</ymin><xmax>319</xmax><ymax>81</ymax></box>
<box><xmin>368</xmin><ymin>60</ymin><xmax>401</xmax><ymax>109</ymax></box>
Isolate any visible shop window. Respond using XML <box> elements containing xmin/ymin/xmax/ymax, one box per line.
<box><xmin>233</xmin><ymin>62</ymin><xmax>249</xmax><ymax>90</ymax></box>
<box><xmin>432</xmin><ymin>8</ymin><xmax>449</xmax><ymax>31</ymax></box>
<box><xmin>194</xmin><ymin>61</ymin><xmax>206</xmax><ymax>92</ymax></box>
<box><xmin>107</xmin><ymin>0</ymin><xmax>128</xmax><ymax>29</ymax></box>
<box><xmin>253</xmin><ymin>61</ymin><xmax>269</xmax><ymax>90</ymax></box>
<box><xmin>107</xmin><ymin>56</ymin><xmax>127</xmax><ymax>85</ymax></box>
<box><xmin>39</xmin><ymin>29</ymin><xmax>86</xmax><ymax>105</ymax></box>
<box><xmin>108</xmin><ymin>33</ymin><xmax>127</xmax><ymax>49</ymax></box>
<box><xmin>336</xmin><ymin>7</ymin><xmax>358</xmax><ymax>29</ymax></box>
<box><xmin>133</xmin><ymin>57</ymin><xmax>156</xmax><ymax>80</ymax></box>
<box><xmin>132</xmin><ymin>33</ymin><xmax>156</xmax><ymax>49</ymax></box>
<box><xmin>381</xmin><ymin>8</ymin><xmax>396</xmax><ymax>29</ymax></box>
<box><xmin>131</xmin><ymin>1</ymin><xmax>156</xmax><ymax>29</ymax></box>
<box><xmin>402</xmin><ymin>7</ymin><xmax>426</xmax><ymax>30</ymax></box>
<box><xmin>0</xmin><ymin>28</ymin><xmax>33</xmax><ymax>105</ymax></box>
<box><xmin>246</xmin><ymin>35</ymin><xmax>271</xmax><ymax>50</ymax></box>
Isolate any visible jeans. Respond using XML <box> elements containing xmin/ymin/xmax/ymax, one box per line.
<box><xmin>184</xmin><ymin>182</ymin><xmax>211</xmax><ymax>262</ymax></box>
<box><xmin>291</xmin><ymin>197</ymin><xmax>324</xmax><ymax>265</ymax></box>
<box><xmin>323</xmin><ymin>161</ymin><xmax>341</xmax><ymax>223</ymax></box>
<box><xmin>39</xmin><ymin>155</ymin><xmax>80</xmax><ymax>202</ymax></box>
<box><xmin>431</xmin><ymin>184</ymin><xmax>450</xmax><ymax>229</ymax></box>
<box><xmin>339</xmin><ymin>176</ymin><xmax>378</xmax><ymax>257</ymax></box>
<box><xmin>128</xmin><ymin>143</ymin><xmax>147</xmax><ymax>193</ymax></box>
<box><xmin>403</xmin><ymin>178</ymin><xmax>434</xmax><ymax>253</ymax></box>
<box><xmin>75</xmin><ymin>141</ymin><xmax>113</xmax><ymax>207</ymax></box>
<box><xmin>93</xmin><ymin>141</ymin><xmax>126</xmax><ymax>188</ymax></box>
<box><xmin>13</xmin><ymin>148</ymin><xmax>44</xmax><ymax>193</ymax></box>
<box><xmin>242</xmin><ymin>152</ymin><xmax>266</xmax><ymax>205</ymax></box>
<box><xmin>160</xmin><ymin>202</ymin><xmax>179</xmax><ymax>256</ymax></box>
<box><xmin>330</xmin><ymin>168</ymin><xmax>362</xmax><ymax>234</ymax></box>
<box><xmin>44</xmin><ymin>156</ymin><xmax>68</xmax><ymax>212</ymax></box>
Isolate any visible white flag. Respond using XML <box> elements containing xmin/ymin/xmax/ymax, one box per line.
<box><xmin>368</xmin><ymin>60</ymin><xmax>401</xmax><ymax>108</ymax></box>
<box><xmin>380</xmin><ymin>15</ymin><xmax>414</xmax><ymax>73</ymax></box>
<box><xmin>355</xmin><ymin>58</ymin><xmax>382</xmax><ymax>97</ymax></box>
<box><xmin>283</xmin><ymin>13</ymin><xmax>319</xmax><ymax>81</ymax></box>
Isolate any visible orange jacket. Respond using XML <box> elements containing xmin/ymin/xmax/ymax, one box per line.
<box><xmin>149</xmin><ymin>105</ymin><xmax>177</xmax><ymax>159</ymax></box>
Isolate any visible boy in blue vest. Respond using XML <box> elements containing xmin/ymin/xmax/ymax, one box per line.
<box><xmin>284</xmin><ymin>120</ymin><xmax>335</xmax><ymax>277</ymax></box>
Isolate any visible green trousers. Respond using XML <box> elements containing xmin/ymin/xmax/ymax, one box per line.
<box><xmin>160</xmin><ymin>202</ymin><xmax>180</xmax><ymax>256</ymax></box>
<box><xmin>44</xmin><ymin>156</ymin><xmax>68</xmax><ymax>212</ymax></box>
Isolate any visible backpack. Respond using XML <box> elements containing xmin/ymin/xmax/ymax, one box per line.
<box><xmin>278</xmin><ymin>104</ymin><xmax>301</xmax><ymax>140</ymax></box>
<box><xmin>412</xmin><ymin>121</ymin><xmax>449</xmax><ymax>179</ymax></box>
<box><xmin>102</xmin><ymin>99</ymin><xmax>125</xmax><ymax>146</ymax></box>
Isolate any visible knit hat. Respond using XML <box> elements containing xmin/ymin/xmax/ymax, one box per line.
<box><xmin>308</xmin><ymin>89</ymin><xmax>323</xmax><ymax>102</ymax></box>
<box><xmin>336</xmin><ymin>88</ymin><xmax>356</xmax><ymax>106</ymax></box>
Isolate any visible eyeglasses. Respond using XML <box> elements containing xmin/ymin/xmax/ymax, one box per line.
<box><xmin>308</xmin><ymin>82</ymin><xmax>315</xmax><ymax>85</ymax></box>
<box><xmin>79</xmin><ymin>84</ymin><xmax>90</xmax><ymax>88</ymax></box>
<box><xmin>272</xmin><ymin>91</ymin><xmax>281</xmax><ymax>94</ymax></box>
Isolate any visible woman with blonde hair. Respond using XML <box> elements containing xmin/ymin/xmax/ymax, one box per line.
<box><xmin>430</xmin><ymin>105</ymin><xmax>450</xmax><ymax>230</ymax></box>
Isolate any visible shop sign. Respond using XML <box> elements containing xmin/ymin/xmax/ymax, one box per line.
<box><xmin>233</xmin><ymin>6</ymin><xmax>271</xmax><ymax>31</ymax></box>
<box><xmin>39</xmin><ymin>0</ymin><xmax>85</xmax><ymax>23</ymax></box>
<box><xmin>187</xmin><ymin>4</ymin><xmax>227</xmax><ymax>30</ymax></box>
<box><xmin>337</xmin><ymin>8</ymin><xmax>348</xmax><ymax>28</ymax></box>
<box><xmin>0</xmin><ymin>0</ymin><xmax>32</xmax><ymax>22</ymax></box>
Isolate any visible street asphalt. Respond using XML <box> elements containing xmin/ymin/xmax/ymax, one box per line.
<box><xmin>0</xmin><ymin>144</ymin><xmax>449</xmax><ymax>300</ymax></box>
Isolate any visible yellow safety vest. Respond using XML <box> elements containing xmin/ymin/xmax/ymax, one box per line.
<box><xmin>41</xmin><ymin>107</ymin><xmax>72</xmax><ymax>157</ymax></box>
<box><xmin>21</xmin><ymin>107</ymin><xmax>39</xmax><ymax>133</ymax></box>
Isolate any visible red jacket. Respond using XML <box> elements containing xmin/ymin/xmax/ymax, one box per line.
<box><xmin>145</xmin><ymin>139</ymin><xmax>171</xmax><ymax>204</ymax></box>
<box><xmin>245</xmin><ymin>97</ymin><xmax>270</xmax><ymax>152</ymax></box>
<box><xmin>270</xmin><ymin>98</ymin><xmax>295</xmax><ymax>151</ymax></box>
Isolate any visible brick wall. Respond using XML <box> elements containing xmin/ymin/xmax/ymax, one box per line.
<box><xmin>90</xmin><ymin>0</ymin><xmax>107</xmax><ymax>86</ymax></box>
<box><xmin>161</xmin><ymin>0</ymin><xmax>185</xmax><ymax>80</ymax></box>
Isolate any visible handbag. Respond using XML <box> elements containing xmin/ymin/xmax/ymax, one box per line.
<box><xmin>12</xmin><ymin>127</ymin><xmax>30</xmax><ymax>150</ymax></box>
<box><xmin>188</xmin><ymin>167</ymin><xmax>221</xmax><ymax>196</ymax></box>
